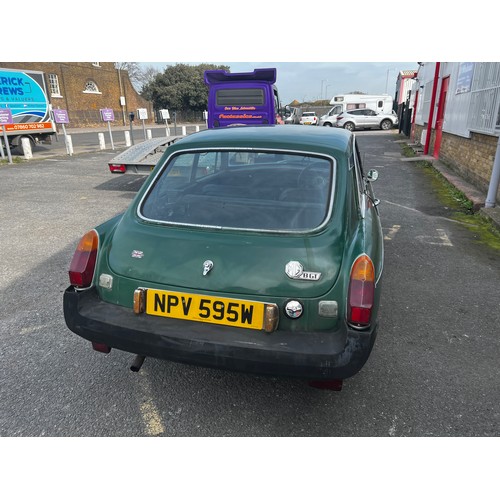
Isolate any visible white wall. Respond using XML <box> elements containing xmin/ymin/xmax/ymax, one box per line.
<box><xmin>413</xmin><ymin>62</ymin><xmax>500</xmax><ymax>139</ymax></box>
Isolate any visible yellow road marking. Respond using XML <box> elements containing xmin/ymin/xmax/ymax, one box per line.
<box><xmin>137</xmin><ymin>371</ymin><xmax>165</xmax><ymax>436</ymax></box>
<box><xmin>140</xmin><ymin>400</ymin><xmax>165</xmax><ymax>436</ymax></box>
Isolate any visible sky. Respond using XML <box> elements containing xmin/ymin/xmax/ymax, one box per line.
<box><xmin>10</xmin><ymin>2</ymin><xmax>495</xmax><ymax>109</ymax></box>
<box><xmin>141</xmin><ymin>61</ymin><xmax>417</xmax><ymax>105</ymax></box>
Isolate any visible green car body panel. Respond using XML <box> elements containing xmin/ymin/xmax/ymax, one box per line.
<box><xmin>64</xmin><ymin>125</ymin><xmax>383</xmax><ymax>381</ymax></box>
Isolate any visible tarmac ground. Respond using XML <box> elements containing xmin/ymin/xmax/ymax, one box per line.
<box><xmin>396</xmin><ymin>141</ymin><xmax>500</xmax><ymax>231</ymax></box>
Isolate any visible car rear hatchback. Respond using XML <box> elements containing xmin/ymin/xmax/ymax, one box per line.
<box><xmin>64</xmin><ymin>126</ymin><xmax>382</xmax><ymax>384</ymax></box>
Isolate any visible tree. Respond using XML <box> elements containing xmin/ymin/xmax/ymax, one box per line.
<box><xmin>141</xmin><ymin>65</ymin><xmax>161</xmax><ymax>88</ymax></box>
<box><xmin>114</xmin><ymin>62</ymin><xmax>160</xmax><ymax>92</ymax></box>
<box><xmin>141</xmin><ymin>63</ymin><xmax>229</xmax><ymax>113</ymax></box>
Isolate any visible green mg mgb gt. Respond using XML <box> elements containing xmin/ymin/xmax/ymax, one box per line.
<box><xmin>63</xmin><ymin>125</ymin><xmax>384</xmax><ymax>389</ymax></box>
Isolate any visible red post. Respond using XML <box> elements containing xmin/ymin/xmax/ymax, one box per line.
<box><xmin>424</xmin><ymin>62</ymin><xmax>441</xmax><ymax>155</ymax></box>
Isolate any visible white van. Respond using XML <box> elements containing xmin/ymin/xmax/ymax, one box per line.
<box><xmin>319</xmin><ymin>94</ymin><xmax>394</xmax><ymax>126</ymax></box>
<box><xmin>284</xmin><ymin>107</ymin><xmax>302</xmax><ymax>124</ymax></box>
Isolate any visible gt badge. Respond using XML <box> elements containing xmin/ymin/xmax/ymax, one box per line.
<box><xmin>285</xmin><ymin>261</ymin><xmax>321</xmax><ymax>281</ymax></box>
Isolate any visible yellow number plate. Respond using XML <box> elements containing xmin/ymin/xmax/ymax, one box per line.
<box><xmin>145</xmin><ymin>289</ymin><xmax>265</xmax><ymax>330</ymax></box>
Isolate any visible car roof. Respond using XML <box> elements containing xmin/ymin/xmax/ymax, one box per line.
<box><xmin>169</xmin><ymin>125</ymin><xmax>352</xmax><ymax>157</ymax></box>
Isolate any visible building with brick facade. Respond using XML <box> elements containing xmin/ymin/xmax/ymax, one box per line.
<box><xmin>410</xmin><ymin>62</ymin><xmax>500</xmax><ymax>205</ymax></box>
<box><xmin>0</xmin><ymin>62</ymin><xmax>154</xmax><ymax>129</ymax></box>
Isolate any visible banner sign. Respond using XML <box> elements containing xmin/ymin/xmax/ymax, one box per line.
<box><xmin>456</xmin><ymin>63</ymin><xmax>475</xmax><ymax>95</ymax></box>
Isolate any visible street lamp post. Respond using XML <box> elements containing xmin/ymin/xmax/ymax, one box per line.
<box><xmin>325</xmin><ymin>84</ymin><xmax>334</xmax><ymax>100</ymax></box>
<box><xmin>321</xmin><ymin>80</ymin><xmax>328</xmax><ymax>100</ymax></box>
<box><xmin>385</xmin><ymin>67</ymin><xmax>397</xmax><ymax>94</ymax></box>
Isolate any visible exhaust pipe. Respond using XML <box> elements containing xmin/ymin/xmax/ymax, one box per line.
<box><xmin>130</xmin><ymin>355</ymin><xmax>146</xmax><ymax>372</ymax></box>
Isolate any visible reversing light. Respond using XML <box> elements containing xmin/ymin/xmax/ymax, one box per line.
<box><xmin>109</xmin><ymin>163</ymin><xmax>126</xmax><ymax>173</ymax></box>
<box><xmin>68</xmin><ymin>229</ymin><xmax>99</xmax><ymax>287</ymax></box>
<box><xmin>263</xmin><ymin>304</ymin><xmax>279</xmax><ymax>333</ymax></box>
<box><xmin>347</xmin><ymin>255</ymin><xmax>375</xmax><ymax>328</ymax></box>
<box><xmin>133</xmin><ymin>288</ymin><xmax>146</xmax><ymax>315</ymax></box>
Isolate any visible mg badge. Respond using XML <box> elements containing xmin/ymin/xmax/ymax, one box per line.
<box><xmin>285</xmin><ymin>260</ymin><xmax>321</xmax><ymax>281</ymax></box>
<box><xmin>285</xmin><ymin>261</ymin><xmax>303</xmax><ymax>279</ymax></box>
<box><xmin>203</xmin><ymin>260</ymin><xmax>214</xmax><ymax>276</ymax></box>
<box><xmin>131</xmin><ymin>250</ymin><xmax>144</xmax><ymax>259</ymax></box>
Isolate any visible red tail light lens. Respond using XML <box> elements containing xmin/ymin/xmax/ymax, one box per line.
<box><xmin>347</xmin><ymin>255</ymin><xmax>375</xmax><ymax>328</ymax></box>
<box><xmin>109</xmin><ymin>163</ymin><xmax>126</xmax><ymax>173</ymax></box>
<box><xmin>68</xmin><ymin>230</ymin><xmax>99</xmax><ymax>287</ymax></box>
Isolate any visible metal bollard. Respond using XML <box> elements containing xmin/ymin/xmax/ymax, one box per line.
<box><xmin>21</xmin><ymin>137</ymin><xmax>33</xmax><ymax>160</ymax></box>
<box><xmin>146</xmin><ymin>129</ymin><xmax>152</xmax><ymax>140</ymax></box>
<box><xmin>124</xmin><ymin>130</ymin><xmax>131</xmax><ymax>147</ymax></box>
<box><xmin>98</xmin><ymin>132</ymin><xmax>106</xmax><ymax>150</ymax></box>
<box><xmin>65</xmin><ymin>135</ymin><xmax>73</xmax><ymax>156</ymax></box>
<box><xmin>181</xmin><ymin>125</ymin><xmax>187</xmax><ymax>136</ymax></box>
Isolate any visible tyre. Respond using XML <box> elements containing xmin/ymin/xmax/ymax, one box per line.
<box><xmin>323</xmin><ymin>122</ymin><xmax>333</xmax><ymax>127</ymax></box>
<box><xmin>343</xmin><ymin>122</ymin><xmax>355</xmax><ymax>132</ymax></box>
<box><xmin>380</xmin><ymin>119</ymin><xmax>393</xmax><ymax>130</ymax></box>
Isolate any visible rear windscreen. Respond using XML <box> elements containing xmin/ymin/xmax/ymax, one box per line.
<box><xmin>216</xmin><ymin>88</ymin><xmax>264</xmax><ymax>106</ymax></box>
<box><xmin>140</xmin><ymin>150</ymin><xmax>334</xmax><ymax>232</ymax></box>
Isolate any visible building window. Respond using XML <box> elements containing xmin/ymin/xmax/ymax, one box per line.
<box><xmin>468</xmin><ymin>62</ymin><xmax>500</xmax><ymax>134</ymax></box>
<box><xmin>83</xmin><ymin>80</ymin><xmax>101</xmax><ymax>94</ymax></box>
<box><xmin>48</xmin><ymin>73</ymin><xmax>62</xmax><ymax>97</ymax></box>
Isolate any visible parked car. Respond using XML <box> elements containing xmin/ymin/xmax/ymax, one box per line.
<box><xmin>335</xmin><ymin>109</ymin><xmax>398</xmax><ymax>131</ymax></box>
<box><xmin>63</xmin><ymin>126</ymin><xmax>383</xmax><ymax>389</ymax></box>
<box><xmin>299</xmin><ymin>111</ymin><xmax>318</xmax><ymax>125</ymax></box>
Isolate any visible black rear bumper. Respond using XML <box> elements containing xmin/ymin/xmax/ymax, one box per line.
<box><xmin>63</xmin><ymin>286</ymin><xmax>377</xmax><ymax>380</ymax></box>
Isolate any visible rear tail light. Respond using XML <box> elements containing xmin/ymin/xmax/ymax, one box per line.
<box><xmin>109</xmin><ymin>163</ymin><xmax>126</xmax><ymax>173</ymax></box>
<box><xmin>68</xmin><ymin>229</ymin><xmax>99</xmax><ymax>287</ymax></box>
<box><xmin>347</xmin><ymin>255</ymin><xmax>375</xmax><ymax>328</ymax></box>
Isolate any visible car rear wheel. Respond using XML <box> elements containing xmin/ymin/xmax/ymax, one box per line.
<box><xmin>380</xmin><ymin>119</ymin><xmax>393</xmax><ymax>130</ymax></box>
<box><xmin>323</xmin><ymin>122</ymin><xmax>332</xmax><ymax>127</ymax></box>
<box><xmin>343</xmin><ymin>122</ymin><xmax>355</xmax><ymax>132</ymax></box>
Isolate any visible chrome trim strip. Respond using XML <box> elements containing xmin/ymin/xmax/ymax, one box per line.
<box><xmin>136</xmin><ymin>146</ymin><xmax>337</xmax><ymax>235</ymax></box>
